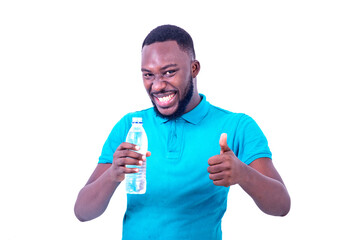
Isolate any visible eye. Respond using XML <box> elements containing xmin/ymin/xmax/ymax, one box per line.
<box><xmin>164</xmin><ymin>70</ymin><xmax>177</xmax><ymax>77</ymax></box>
<box><xmin>143</xmin><ymin>73</ymin><xmax>154</xmax><ymax>80</ymax></box>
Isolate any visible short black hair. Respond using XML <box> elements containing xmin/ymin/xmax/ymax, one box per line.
<box><xmin>142</xmin><ymin>24</ymin><xmax>196</xmax><ymax>59</ymax></box>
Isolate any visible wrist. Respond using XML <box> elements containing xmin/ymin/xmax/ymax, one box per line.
<box><xmin>236</xmin><ymin>161</ymin><xmax>251</xmax><ymax>186</ymax></box>
<box><xmin>106</xmin><ymin>167</ymin><xmax>124</xmax><ymax>186</ymax></box>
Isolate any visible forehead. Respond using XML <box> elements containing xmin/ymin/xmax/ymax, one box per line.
<box><xmin>141</xmin><ymin>41</ymin><xmax>190</xmax><ymax>68</ymax></box>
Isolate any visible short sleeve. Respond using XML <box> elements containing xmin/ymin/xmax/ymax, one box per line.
<box><xmin>236</xmin><ymin>115</ymin><xmax>272</xmax><ymax>165</ymax></box>
<box><xmin>98</xmin><ymin>114</ymin><xmax>131</xmax><ymax>164</ymax></box>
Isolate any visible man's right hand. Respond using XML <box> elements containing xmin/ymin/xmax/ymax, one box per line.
<box><xmin>74</xmin><ymin>142</ymin><xmax>151</xmax><ymax>221</ymax></box>
<box><xmin>110</xmin><ymin>142</ymin><xmax>151</xmax><ymax>182</ymax></box>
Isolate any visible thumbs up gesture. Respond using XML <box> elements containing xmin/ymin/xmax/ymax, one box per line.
<box><xmin>208</xmin><ymin>133</ymin><xmax>244</xmax><ymax>187</ymax></box>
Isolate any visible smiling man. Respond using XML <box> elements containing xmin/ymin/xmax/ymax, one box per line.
<box><xmin>74</xmin><ymin>25</ymin><xmax>291</xmax><ymax>240</ymax></box>
<box><xmin>141</xmin><ymin>39</ymin><xmax>200</xmax><ymax>120</ymax></box>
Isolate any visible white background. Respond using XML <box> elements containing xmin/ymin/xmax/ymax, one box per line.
<box><xmin>1</xmin><ymin>1</ymin><xmax>359</xmax><ymax>239</ymax></box>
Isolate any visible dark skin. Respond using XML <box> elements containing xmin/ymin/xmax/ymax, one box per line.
<box><xmin>74</xmin><ymin>40</ymin><xmax>290</xmax><ymax>222</ymax></box>
<box><xmin>141</xmin><ymin>41</ymin><xmax>201</xmax><ymax>117</ymax></box>
<box><xmin>209</xmin><ymin>133</ymin><xmax>290</xmax><ymax>216</ymax></box>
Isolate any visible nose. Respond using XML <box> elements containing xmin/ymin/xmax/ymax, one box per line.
<box><xmin>151</xmin><ymin>76</ymin><xmax>166</xmax><ymax>93</ymax></box>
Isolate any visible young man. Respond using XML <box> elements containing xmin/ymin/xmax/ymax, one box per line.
<box><xmin>75</xmin><ymin>25</ymin><xmax>290</xmax><ymax>240</ymax></box>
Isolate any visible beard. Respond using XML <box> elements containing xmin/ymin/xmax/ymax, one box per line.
<box><xmin>153</xmin><ymin>77</ymin><xmax>194</xmax><ymax>121</ymax></box>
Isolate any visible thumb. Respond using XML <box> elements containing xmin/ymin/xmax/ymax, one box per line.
<box><xmin>219</xmin><ymin>133</ymin><xmax>231</xmax><ymax>154</ymax></box>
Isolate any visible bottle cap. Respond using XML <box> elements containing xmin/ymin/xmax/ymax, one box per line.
<box><xmin>132</xmin><ymin>117</ymin><xmax>143</xmax><ymax>124</ymax></box>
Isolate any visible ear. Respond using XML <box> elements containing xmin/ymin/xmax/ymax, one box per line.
<box><xmin>191</xmin><ymin>60</ymin><xmax>200</xmax><ymax>78</ymax></box>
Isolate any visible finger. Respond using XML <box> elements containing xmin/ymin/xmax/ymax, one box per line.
<box><xmin>209</xmin><ymin>172</ymin><xmax>224</xmax><ymax>181</ymax></box>
<box><xmin>117</xmin><ymin>142</ymin><xmax>140</xmax><ymax>151</ymax></box>
<box><xmin>146</xmin><ymin>151</ymin><xmax>151</xmax><ymax>158</ymax></box>
<box><xmin>213</xmin><ymin>179</ymin><xmax>230</xmax><ymax>187</ymax></box>
<box><xmin>118</xmin><ymin>149</ymin><xmax>145</xmax><ymax>160</ymax></box>
<box><xmin>208</xmin><ymin>155</ymin><xmax>223</xmax><ymax>166</ymax></box>
<box><xmin>219</xmin><ymin>133</ymin><xmax>231</xmax><ymax>154</ymax></box>
<box><xmin>120</xmin><ymin>166</ymin><xmax>140</xmax><ymax>174</ymax></box>
<box><xmin>109</xmin><ymin>165</ymin><xmax>138</xmax><ymax>182</ymax></box>
<box><xmin>114</xmin><ymin>157</ymin><xmax>144</xmax><ymax>167</ymax></box>
<box><xmin>207</xmin><ymin>164</ymin><xmax>227</xmax><ymax>174</ymax></box>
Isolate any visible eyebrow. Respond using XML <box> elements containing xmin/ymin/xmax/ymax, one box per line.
<box><xmin>141</xmin><ymin>64</ymin><xmax>178</xmax><ymax>72</ymax></box>
<box><xmin>160</xmin><ymin>64</ymin><xmax>178</xmax><ymax>71</ymax></box>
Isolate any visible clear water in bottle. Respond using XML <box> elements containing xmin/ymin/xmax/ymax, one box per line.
<box><xmin>125</xmin><ymin>117</ymin><xmax>148</xmax><ymax>194</ymax></box>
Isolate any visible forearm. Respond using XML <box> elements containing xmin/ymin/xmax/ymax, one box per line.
<box><xmin>74</xmin><ymin>169</ymin><xmax>120</xmax><ymax>221</ymax></box>
<box><xmin>238</xmin><ymin>165</ymin><xmax>291</xmax><ymax>216</ymax></box>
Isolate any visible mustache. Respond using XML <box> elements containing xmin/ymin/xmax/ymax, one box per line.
<box><xmin>150</xmin><ymin>90</ymin><xmax>176</xmax><ymax>95</ymax></box>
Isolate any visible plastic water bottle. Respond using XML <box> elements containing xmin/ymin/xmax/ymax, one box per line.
<box><xmin>125</xmin><ymin>117</ymin><xmax>148</xmax><ymax>194</ymax></box>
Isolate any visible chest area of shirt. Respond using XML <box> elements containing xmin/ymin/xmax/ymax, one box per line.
<box><xmin>130</xmin><ymin>118</ymin><xmax>231</xmax><ymax>208</ymax></box>
<box><xmin>145</xmin><ymin>119</ymin><xmax>226</xmax><ymax>161</ymax></box>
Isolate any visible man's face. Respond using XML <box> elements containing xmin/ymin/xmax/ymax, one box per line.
<box><xmin>141</xmin><ymin>41</ymin><xmax>198</xmax><ymax>119</ymax></box>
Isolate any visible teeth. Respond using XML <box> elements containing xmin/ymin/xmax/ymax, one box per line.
<box><xmin>158</xmin><ymin>94</ymin><xmax>174</xmax><ymax>103</ymax></box>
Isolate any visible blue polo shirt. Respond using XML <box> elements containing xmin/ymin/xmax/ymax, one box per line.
<box><xmin>99</xmin><ymin>94</ymin><xmax>272</xmax><ymax>240</ymax></box>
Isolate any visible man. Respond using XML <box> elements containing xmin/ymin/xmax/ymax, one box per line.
<box><xmin>74</xmin><ymin>25</ymin><xmax>291</xmax><ymax>239</ymax></box>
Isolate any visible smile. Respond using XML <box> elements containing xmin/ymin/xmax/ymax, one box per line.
<box><xmin>158</xmin><ymin>93</ymin><xmax>175</xmax><ymax>103</ymax></box>
<box><xmin>153</xmin><ymin>92</ymin><xmax>177</xmax><ymax>107</ymax></box>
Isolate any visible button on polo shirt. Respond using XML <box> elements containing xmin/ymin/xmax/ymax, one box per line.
<box><xmin>165</xmin><ymin>118</ymin><xmax>184</xmax><ymax>159</ymax></box>
<box><xmin>98</xmin><ymin>94</ymin><xmax>272</xmax><ymax>240</ymax></box>
<box><xmin>154</xmin><ymin>94</ymin><xmax>210</xmax><ymax>161</ymax></box>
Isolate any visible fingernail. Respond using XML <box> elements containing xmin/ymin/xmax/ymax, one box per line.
<box><xmin>135</xmin><ymin>146</ymin><xmax>140</xmax><ymax>150</ymax></box>
<box><xmin>139</xmin><ymin>161</ymin><xmax>143</xmax><ymax>165</ymax></box>
<box><xmin>142</xmin><ymin>155</ymin><xmax>146</xmax><ymax>160</ymax></box>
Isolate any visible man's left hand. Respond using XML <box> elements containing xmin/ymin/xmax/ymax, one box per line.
<box><xmin>207</xmin><ymin>133</ymin><xmax>244</xmax><ymax>187</ymax></box>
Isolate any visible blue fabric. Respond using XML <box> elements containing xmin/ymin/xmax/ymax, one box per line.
<box><xmin>98</xmin><ymin>94</ymin><xmax>272</xmax><ymax>240</ymax></box>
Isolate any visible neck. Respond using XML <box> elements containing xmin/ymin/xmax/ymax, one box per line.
<box><xmin>184</xmin><ymin>91</ymin><xmax>201</xmax><ymax>114</ymax></box>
